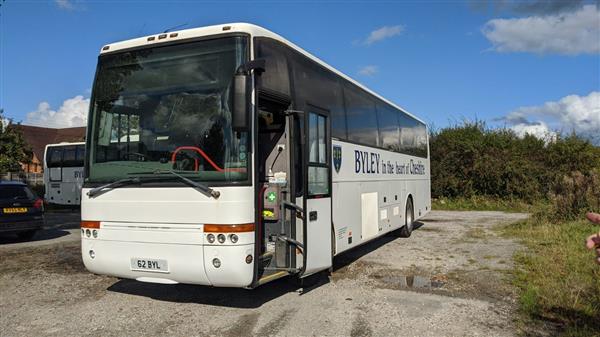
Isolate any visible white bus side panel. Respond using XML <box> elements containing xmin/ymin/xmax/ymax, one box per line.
<box><xmin>331</xmin><ymin>140</ymin><xmax>430</xmax><ymax>255</ymax></box>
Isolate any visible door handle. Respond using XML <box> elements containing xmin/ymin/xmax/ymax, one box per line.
<box><xmin>309</xmin><ymin>211</ymin><xmax>318</xmax><ymax>221</ymax></box>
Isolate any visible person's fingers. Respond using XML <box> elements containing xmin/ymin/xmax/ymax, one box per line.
<box><xmin>586</xmin><ymin>234</ymin><xmax>600</xmax><ymax>249</ymax></box>
<box><xmin>586</xmin><ymin>212</ymin><xmax>600</xmax><ymax>224</ymax></box>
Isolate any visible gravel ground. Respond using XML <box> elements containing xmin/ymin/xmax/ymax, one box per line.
<box><xmin>0</xmin><ymin>210</ymin><xmax>528</xmax><ymax>337</ymax></box>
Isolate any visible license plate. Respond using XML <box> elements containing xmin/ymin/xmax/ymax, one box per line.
<box><xmin>130</xmin><ymin>258</ymin><xmax>169</xmax><ymax>273</ymax></box>
<box><xmin>3</xmin><ymin>207</ymin><xmax>27</xmax><ymax>214</ymax></box>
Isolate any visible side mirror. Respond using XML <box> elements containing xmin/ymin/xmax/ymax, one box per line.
<box><xmin>233</xmin><ymin>73</ymin><xmax>248</xmax><ymax>132</ymax></box>
<box><xmin>232</xmin><ymin>59</ymin><xmax>267</xmax><ymax>132</ymax></box>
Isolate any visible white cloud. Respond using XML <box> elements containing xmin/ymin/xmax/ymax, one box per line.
<box><xmin>510</xmin><ymin>121</ymin><xmax>557</xmax><ymax>141</ymax></box>
<box><xmin>482</xmin><ymin>4</ymin><xmax>600</xmax><ymax>55</ymax></box>
<box><xmin>358</xmin><ymin>65</ymin><xmax>379</xmax><ymax>76</ymax></box>
<box><xmin>55</xmin><ymin>0</ymin><xmax>74</xmax><ymax>10</ymax></box>
<box><xmin>26</xmin><ymin>95</ymin><xmax>89</xmax><ymax>128</ymax></box>
<box><xmin>362</xmin><ymin>25</ymin><xmax>404</xmax><ymax>45</ymax></box>
<box><xmin>504</xmin><ymin>91</ymin><xmax>600</xmax><ymax>144</ymax></box>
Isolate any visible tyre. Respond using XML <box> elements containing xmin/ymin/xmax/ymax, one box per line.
<box><xmin>399</xmin><ymin>198</ymin><xmax>414</xmax><ymax>238</ymax></box>
<box><xmin>17</xmin><ymin>230</ymin><xmax>37</xmax><ymax>240</ymax></box>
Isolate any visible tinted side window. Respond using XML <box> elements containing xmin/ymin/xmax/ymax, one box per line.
<box><xmin>329</xmin><ymin>78</ymin><xmax>347</xmax><ymax>140</ymax></box>
<box><xmin>62</xmin><ymin>146</ymin><xmax>77</xmax><ymax>166</ymax></box>
<box><xmin>344</xmin><ymin>84</ymin><xmax>378</xmax><ymax>146</ymax></box>
<box><xmin>290</xmin><ymin>53</ymin><xmax>346</xmax><ymax>139</ymax></box>
<box><xmin>376</xmin><ymin>102</ymin><xmax>400</xmax><ymax>151</ymax></box>
<box><xmin>255</xmin><ymin>38</ymin><xmax>290</xmax><ymax>96</ymax></box>
<box><xmin>76</xmin><ymin>145</ymin><xmax>86</xmax><ymax>163</ymax></box>
<box><xmin>62</xmin><ymin>145</ymin><xmax>85</xmax><ymax>167</ymax></box>
<box><xmin>399</xmin><ymin>113</ymin><xmax>428</xmax><ymax>158</ymax></box>
<box><xmin>46</xmin><ymin>147</ymin><xmax>63</xmax><ymax>168</ymax></box>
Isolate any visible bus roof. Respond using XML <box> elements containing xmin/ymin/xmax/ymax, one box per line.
<box><xmin>45</xmin><ymin>142</ymin><xmax>86</xmax><ymax>150</ymax></box>
<box><xmin>98</xmin><ymin>23</ymin><xmax>427</xmax><ymax>126</ymax></box>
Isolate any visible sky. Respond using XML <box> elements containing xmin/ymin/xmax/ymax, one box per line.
<box><xmin>1</xmin><ymin>0</ymin><xmax>599</xmax><ymax>143</ymax></box>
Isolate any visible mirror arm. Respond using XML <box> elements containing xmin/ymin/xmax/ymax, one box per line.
<box><xmin>236</xmin><ymin>59</ymin><xmax>266</xmax><ymax>76</ymax></box>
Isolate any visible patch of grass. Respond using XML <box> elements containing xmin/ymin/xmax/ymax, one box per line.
<box><xmin>432</xmin><ymin>196</ymin><xmax>542</xmax><ymax>213</ymax></box>
<box><xmin>503</xmin><ymin>219</ymin><xmax>600</xmax><ymax>336</ymax></box>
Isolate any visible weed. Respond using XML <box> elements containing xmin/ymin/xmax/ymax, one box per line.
<box><xmin>504</xmin><ymin>219</ymin><xmax>600</xmax><ymax>336</ymax></box>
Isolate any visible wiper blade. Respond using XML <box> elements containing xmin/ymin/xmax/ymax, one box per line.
<box><xmin>129</xmin><ymin>170</ymin><xmax>220</xmax><ymax>199</ymax></box>
<box><xmin>87</xmin><ymin>177</ymin><xmax>141</xmax><ymax>198</ymax></box>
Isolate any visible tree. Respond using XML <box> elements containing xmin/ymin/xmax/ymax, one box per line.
<box><xmin>0</xmin><ymin>109</ymin><xmax>32</xmax><ymax>174</ymax></box>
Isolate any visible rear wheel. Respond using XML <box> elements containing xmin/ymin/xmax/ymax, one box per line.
<box><xmin>399</xmin><ymin>198</ymin><xmax>414</xmax><ymax>238</ymax></box>
<box><xmin>17</xmin><ymin>230</ymin><xmax>37</xmax><ymax>240</ymax></box>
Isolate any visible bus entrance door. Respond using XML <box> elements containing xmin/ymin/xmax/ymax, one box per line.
<box><xmin>302</xmin><ymin>107</ymin><xmax>333</xmax><ymax>276</ymax></box>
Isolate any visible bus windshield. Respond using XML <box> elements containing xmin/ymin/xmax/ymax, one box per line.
<box><xmin>88</xmin><ymin>36</ymin><xmax>249</xmax><ymax>184</ymax></box>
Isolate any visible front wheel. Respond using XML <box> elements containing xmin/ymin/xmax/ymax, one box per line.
<box><xmin>399</xmin><ymin>198</ymin><xmax>414</xmax><ymax>238</ymax></box>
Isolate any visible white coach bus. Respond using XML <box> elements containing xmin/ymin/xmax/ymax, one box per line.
<box><xmin>44</xmin><ymin>142</ymin><xmax>85</xmax><ymax>205</ymax></box>
<box><xmin>81</xmin><ymin>23</ymin><xmax>430</xmax><ymax>288</ymax></box>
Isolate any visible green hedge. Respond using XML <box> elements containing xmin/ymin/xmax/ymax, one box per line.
<box><xmin>430</xmin><ymin>122</ymin><xmax>600</xmax><ymax>219</ymax></box>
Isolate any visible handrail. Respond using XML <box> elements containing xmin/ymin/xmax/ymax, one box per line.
<box><xmin>171</xmin><ymin>146</ymin><xmax>224</xmax><ymax>172</ymax></box>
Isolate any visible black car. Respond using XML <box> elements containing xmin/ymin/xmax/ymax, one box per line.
<box><xmin>0</xmin><ymin>181</ymin><xmax>45</xmax><ymax>239</ymax></box>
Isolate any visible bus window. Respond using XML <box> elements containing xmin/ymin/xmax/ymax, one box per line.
<box><xmin>76</xmin><ymin>145</ymin><xmax>86</xmax><ymax>163</ymax></box>
<box><xmin>46</xmin><ymin>147</ymin><xmax>63</xmax><ymax>168</ymax></box>
<box><xmin>307</xmin><ymin>112</ymin><xmax>329</xmax><ymax>196</ymax></box>
<box><xmin>254</xmin><ymin>38</ymin><xmax>290</xmax><ymax>96</ymax></box>
<box><xmin>344</xmin><ymin>84</ymin><xmax>378</xmax><ymax>147</ymax></box>
<box><xmin>398</xmin><ymin>113</ymin><xmax>428</xmax><ymax>158</ymax></box>
<box><xmin>62</xmin><ymin>146</ymin><xmax>78</xmax><ymax>167</ymax></box>
<box><xmin>376</xmin><ymin>102</ymin><xmax>400</xmax><ymax>152</ymax></box>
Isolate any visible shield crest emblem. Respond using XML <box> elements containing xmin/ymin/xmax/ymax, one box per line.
<box><xmin>333</xmin><ymin>145</ymin><xmax>342</xmax><ymax>173</ymax></box>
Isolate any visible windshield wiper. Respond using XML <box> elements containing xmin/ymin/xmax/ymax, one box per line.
<box><xmin>87</xmin><ymin>177</ymin><xmax>141</xmax><ymax>198</ymax></box>
<box><xmin>128</xmin><ymin>170</ymin><xmax>221</xmax><ymax>199</ymax></box>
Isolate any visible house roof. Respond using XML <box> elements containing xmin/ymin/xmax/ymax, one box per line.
<box><xmin>11</xmin><ymin>125</ymin><xmax>86</xmax><ymax>164</ymax></box>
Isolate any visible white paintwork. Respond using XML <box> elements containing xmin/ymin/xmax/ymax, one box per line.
<box><xmin>43</xmin><ymin>142</ymin><xmax>85</xmax><ymax>206</ymax></box>
<box><xmin>361</xmin><ymin>192</ymin><xmax>379</xmax><ymax>240</ymax></box>
<box><xmin>81</xmin><ymin>186</ymin><xmax>256</xmax><ymax>287</ymax></box>
<box><xmin>303</xmin><ymin>197</ymin><xmax>333</xmax><ymax>276</ymax></box>
<box><xmin>331</xmin><ymin>140</ymin><xmax>431</xmax><ymax>255</ymax></box>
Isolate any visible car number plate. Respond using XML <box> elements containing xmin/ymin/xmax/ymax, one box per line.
<box><xmin>130</xmin><ymin>258</ymin><xmax>169</xmax><ymax>273</ymax></box>
<box><xmin>3</xmin><ymin>207</ymin><xmax>27</xmax><ymax>214</ymax></box>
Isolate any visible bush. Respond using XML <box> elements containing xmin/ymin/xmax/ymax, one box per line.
<box><xmin>549</xmin><ymin>170</ymin><xmax>600</xmax><ymax>221</ymax></box>
<box><xmin>430</xmin><ymin>122</ymin><xmax>600</xmax><ymax>214</ymax></box>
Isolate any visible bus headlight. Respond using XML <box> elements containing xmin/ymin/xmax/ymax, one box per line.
<box><xmin>85</xmin><ymin>229</ymin><xmax>91</xmax><ymax>238</ymax></box>
<box><xmin>206</xmin><ymin>234</ymin><xmax>215</xmax><ymax>243</ymax></box>
<box><xmin>229</xmin><ymin>234</ymin><xmax>238</xmax><ymax>243</ymax></box>
<box><xmin>92</xmin><ymin>230</ymin><xmax>98</xmax><ymax>238</ymax></box>
<box><xmin>217</xmin><ymin>234</ymin><xmax>226</xmax><ymax>243</ymax></box>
